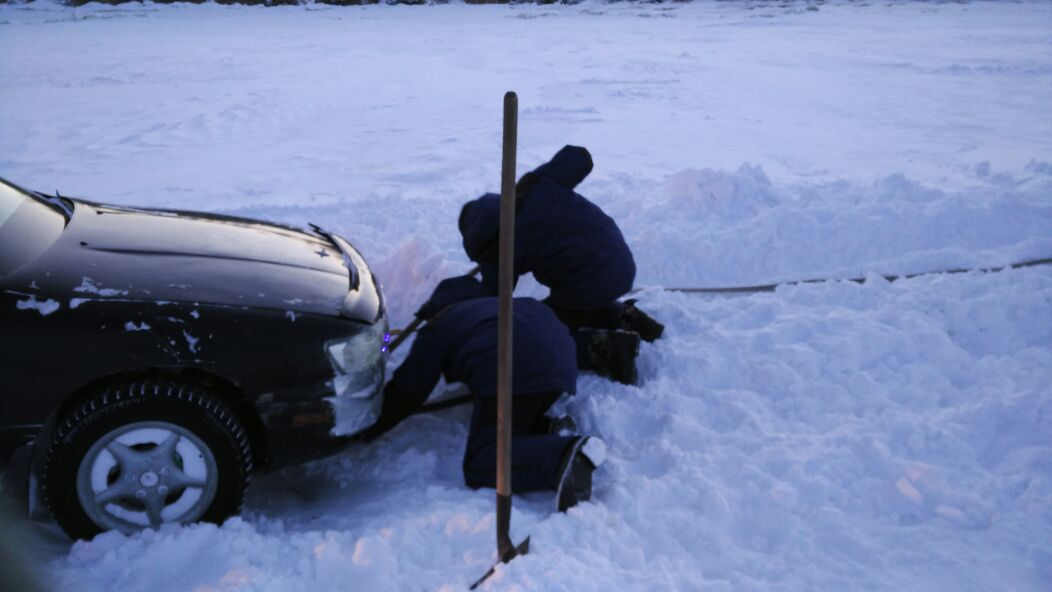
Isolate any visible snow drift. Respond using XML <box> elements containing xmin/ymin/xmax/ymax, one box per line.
<box><xmin>1</xmin><ymin>1</ymin><xmax>1050</xmax><ymax>591</ymax></box>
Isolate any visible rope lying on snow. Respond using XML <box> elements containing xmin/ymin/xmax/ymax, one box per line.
<box><xmin>658</xmin><ymin>256</ymin><xmax>1052</xmax><ymax>295</ymax></box>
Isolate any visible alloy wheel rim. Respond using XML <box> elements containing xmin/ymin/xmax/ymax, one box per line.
<box><xmin>75</xmin><ymin>421</ymin><xmax>219</xmax><ymax>533</ymax></box>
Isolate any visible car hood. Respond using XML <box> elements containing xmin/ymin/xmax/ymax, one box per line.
<box><xmin>10</xmin><ymin>200</ymin><xmax>376</xmax><ymax>319</ymax></box>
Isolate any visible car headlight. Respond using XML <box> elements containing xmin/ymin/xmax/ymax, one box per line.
<box><xmin>325</xmin><ymin>320</ymin><xmax>389</xmax><ymax>399</ymax></box>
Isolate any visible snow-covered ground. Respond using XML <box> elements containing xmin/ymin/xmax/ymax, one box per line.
<box><xmin>2</xmin><ymin>1</ymin><xmax>1051</xmax><ymax>590</ymax></box>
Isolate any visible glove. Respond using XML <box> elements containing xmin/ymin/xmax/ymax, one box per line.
<box><xmin>359</xmin><ymin>382</ymin><xmax>423</xmax><ymax>442</ymax></box>
<box><xmin>414</xmin><ymin>298</ymin><xmax>442</xmax><ymax>322</ymax></box>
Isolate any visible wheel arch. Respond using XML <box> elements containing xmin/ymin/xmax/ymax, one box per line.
<box><xmin>32</xmin><ymin>368</ymin><xmax>270</xmax><ymax>478</ymax></box>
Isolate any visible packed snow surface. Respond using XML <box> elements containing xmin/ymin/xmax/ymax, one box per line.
<box><xmin>1</xmin><ymin>1</ymin><xmax>1051</xmax><ymax>591</ymax></box>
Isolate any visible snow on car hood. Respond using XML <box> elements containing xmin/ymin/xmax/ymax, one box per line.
<box><xmin>15</xmin><ymin>201</ymin><xmax>364</xmax><ymax>318</ymax></box>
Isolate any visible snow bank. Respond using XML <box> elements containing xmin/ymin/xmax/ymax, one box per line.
<box><xmin>1</xmin><ymin>1</ymin><xmax>1050</xmax><ymax>591</ymax></box>
<box><xmin>624</xmin><ymin>162</ymin><xmax>1052</xmax><ymax>288</ymax></box>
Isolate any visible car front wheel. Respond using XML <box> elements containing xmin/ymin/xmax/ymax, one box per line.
<box><xmin>41</xmin><ymin>379</ymin><xmax>253</xmax><ymax>540</ymax></box>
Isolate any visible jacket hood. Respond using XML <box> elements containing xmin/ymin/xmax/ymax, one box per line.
<box><xmin>531</xmin><ymin>145</ymin><xmax>593</xmax><ymax>190</ymax></box>
<box><xmin>458</xmin><ymin>193</ymin><xmax>501</xmax><ymax>262</ymax></box>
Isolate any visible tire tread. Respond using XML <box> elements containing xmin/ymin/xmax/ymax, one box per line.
<box><xmin>41</xmin><ymin>378</ymin><xmax>253</xmax><ymax>539</ymax></box>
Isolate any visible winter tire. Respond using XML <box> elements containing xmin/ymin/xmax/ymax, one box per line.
<box><xmin>41</xmin><ymin>379</ymin><xmax>253</xmax><ymax>540</ymax></box>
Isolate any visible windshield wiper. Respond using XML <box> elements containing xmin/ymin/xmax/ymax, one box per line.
<box><xmin>32</xmin><ymin>190</ymin><xmax>74</xmax><ymax>222</ymax></box>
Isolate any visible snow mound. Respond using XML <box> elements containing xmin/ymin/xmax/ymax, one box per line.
<box><xmin>1</xmin><ymin>1</ymin><xmax>1050</xmax><ymax>591</ymax></box>
<box><xmin>621</xmin><ymin>164</ymin><xmax>1052</xmax><ymax>288</ymax></box>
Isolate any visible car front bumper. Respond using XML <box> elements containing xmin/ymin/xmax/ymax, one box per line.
<box><xmin>255</xmin><ymin>377</ymin><xmax>384</xmax><ymax>469</ymax></box>
<box><xmin>255</xmin><ymin>394</ymin><xmax>358</xmax><ymax>470</ymax></box>
<box><xmin>255</xmin><ymin>318</ymin><xmax>387</xmax><ymax>470</ymax></box>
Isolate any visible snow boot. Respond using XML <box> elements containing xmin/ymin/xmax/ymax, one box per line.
<box><xmin>619</xmin><ymin>299</ymin><xmax>665</xmax><ymax>343</ymax></box>
<box><xmin>544</xmin><ymin>414</ymin><xmax>579</xmax><ymax>437</ymax></box>
<box><xmin>531</xmin><ymin>414</ymin><xmax>578</xmax><ymax>436</ymax></box>
<box><xmin>605</xmin><ymin>330</ymin><xmax>640</xmax><ymax>385</ymax></box>
<box><xmin>556</xmin><ymin>437</ymin><xmax>606</xmax><ymax>512</ymax></box>
<box><xmin>578</xmin><ymin>329</ymin><xmax>640</xmax><ymax>385</ymax></box>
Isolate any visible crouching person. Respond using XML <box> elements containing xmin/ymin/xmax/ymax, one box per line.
<box><xmin>360</xmin><ymin>276</ymin><xmax>603</xmax><ymax>511</ymax></box>
<box><xmin>458</xmin><ymin>145</ymin><xmax>664</xmax><ymax>385</ymax></box>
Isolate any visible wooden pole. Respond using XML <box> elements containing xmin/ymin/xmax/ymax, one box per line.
<box><xmin>494</xmin><ymin>90</ymin><xmax>518</xmax><ymax>561</ymax></box>
<box><xmin>469</xmin><ymin>91</ymin><xmax>529</xmax><ymax>591</ymax></box>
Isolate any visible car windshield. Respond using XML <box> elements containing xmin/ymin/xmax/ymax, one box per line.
<box><xmin>0</xmin><ymin>180</ymin><xmax>68</xmax><ymax>276</ymax></box>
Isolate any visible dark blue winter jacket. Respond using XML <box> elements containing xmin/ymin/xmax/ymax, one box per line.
<box><xmin>458</xmin><ymin>145</ymin><xmax>636</xmax><ymax>310</ymax></box>
<box><xmin>390</xmin><ymin>277</ymin><xmax>577</xmax><ymax>404</ymax></box>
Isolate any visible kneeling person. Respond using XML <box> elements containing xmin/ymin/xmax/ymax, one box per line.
<box><xmin>458</xmin><ymin>145</ymin><xmax>664</xmax><ymax>384</ymax></box>
<box><xmin>361</xmin><ymin>276</ymin><xmax>602</xmax><ymax>511</ymax></box>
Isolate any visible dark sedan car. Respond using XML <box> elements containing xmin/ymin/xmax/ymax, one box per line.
<box><xmin>0</xmin><ymin>177</ymin><xmax>389</xmax><ymax>539</ymax></box>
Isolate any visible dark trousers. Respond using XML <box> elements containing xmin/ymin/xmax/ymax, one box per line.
<box><xmin>544</xmin><ymin>298</ymin><xmax>623</xmax><ymax>332</ymax></box>
<box><xmin>462</xmin><ymin>391</ymin><xmax>575</xmax><ymax>492</ymax></box>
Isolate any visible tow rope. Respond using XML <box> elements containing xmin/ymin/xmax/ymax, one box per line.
<box><xmin>658</xmin><ymin>256</ymin><xmax>1052</xmax><ymax>295</ymax></box>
